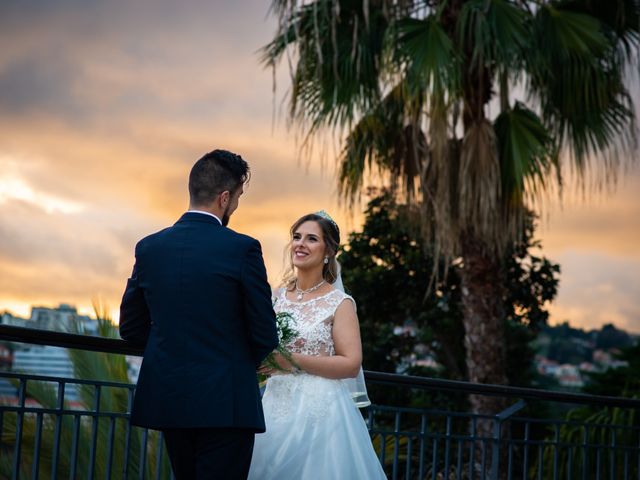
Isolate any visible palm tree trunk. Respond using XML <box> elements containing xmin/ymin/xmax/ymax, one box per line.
<box><xmin>459</xmin><ymin>233</ymin><xmax>508</xmax><ymax>429</ymax></box>
<box><xmin>460</xmin><ymin>234</ymin><xmax>508</xmax><ymax>396</ymax></box>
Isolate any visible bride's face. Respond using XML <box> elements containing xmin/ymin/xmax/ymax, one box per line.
<box><xmin>291</xmin><ymin>221</ymin><xmax>326</xmax><ymax>271</ymax></box>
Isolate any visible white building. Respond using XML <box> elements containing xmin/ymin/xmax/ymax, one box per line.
<box><xmin>0</xmin><ymin>311</ymin><xmax>28</xmax><ymax>327</ymax></box>
<box><xmin>1</xmin><ymin>304</ymin><xmax>98</xmax><ymax>334</ymax></box>
<box><xmin>30</xmin><ymin>304</ymin><xmax>97</xmax><ymax>334</ymax></box>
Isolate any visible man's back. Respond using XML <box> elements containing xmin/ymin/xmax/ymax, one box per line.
<box><xmin>120</xmin><ymin>212</ymin><xmax>278</xmax><ymax>430</ymax></box>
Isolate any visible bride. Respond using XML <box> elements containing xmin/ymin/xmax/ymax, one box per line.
<box><xmin>248</xmin><ymin>211</ymin><xmax>387</xmax><ymax>479</ymax></box>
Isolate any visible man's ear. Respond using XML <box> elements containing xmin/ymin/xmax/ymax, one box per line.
<box><xmin>219</xmin><ymin>190</ymin><xmax>230</xmax><ymax>207</ymax></box>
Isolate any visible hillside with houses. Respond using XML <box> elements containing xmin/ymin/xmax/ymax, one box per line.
<box><xmin>533</xmin><ymin>322</ymin><xmax>637</xmax><ymax>390</ymax></box>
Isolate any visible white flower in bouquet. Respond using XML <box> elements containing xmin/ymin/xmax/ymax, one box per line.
<box><xmin>258</xmin><ymin>308</ymin><xmax>299</xmax><ymax>384</ymax></box>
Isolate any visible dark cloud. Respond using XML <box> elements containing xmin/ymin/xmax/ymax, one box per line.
<box><xmin>0</xmin><ymin>0</ymin><xmax>277</xmax><ymax>127</ymax></box>
<box><xmin>0</xmin><ymin>54</ymin><xmax>85</xmax><ymax>116</ymax></box>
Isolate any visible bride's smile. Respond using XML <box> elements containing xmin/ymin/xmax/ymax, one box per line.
<box><xmin>291</xmin><ymin>221</ymin><xmax>326</xmax><ymax>270</ymax></box>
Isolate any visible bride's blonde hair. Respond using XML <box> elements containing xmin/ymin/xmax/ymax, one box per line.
<box><xmin>282</xmin><ymin>213</ymin><xmax>340</xmax><ymax>291</ymax></box>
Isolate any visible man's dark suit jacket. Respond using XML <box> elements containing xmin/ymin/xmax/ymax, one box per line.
<box><xmin>119</xmin><ymin>212</ymin><xmax>279</xmax><ymax>431</ymax></box>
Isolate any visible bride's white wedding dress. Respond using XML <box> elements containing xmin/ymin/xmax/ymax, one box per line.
<box><xmin>248</xmin><ymin>288</ymin><xmax>387</xmax><ymax>479</ymax></box>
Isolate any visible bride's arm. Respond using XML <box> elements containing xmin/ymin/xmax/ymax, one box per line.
<box><xmin>276</xmin><ymin>299</ymin><xmax>363</xmax><ymax>379</ymax></box>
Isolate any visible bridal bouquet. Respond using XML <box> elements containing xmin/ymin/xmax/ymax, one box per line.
<box><xmin>258</xmin><ymin>309</ymin><xmax>299</xmax><ymax>384</ymax></box>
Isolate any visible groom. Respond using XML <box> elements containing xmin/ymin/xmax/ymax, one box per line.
<box><xmin>119</xmin><ymin>149</ymin><xmax>279</xmax><ymax>479</ymax></box>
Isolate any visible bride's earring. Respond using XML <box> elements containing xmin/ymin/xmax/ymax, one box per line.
<box><xmin>324</xmin><ymin>256</ymin><xmax>329</xmax><ymax>264</ymax></box>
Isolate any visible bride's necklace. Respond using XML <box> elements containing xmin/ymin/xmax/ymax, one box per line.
<box><xmin>295</xmin><ymin>279</ymin><xmax>326</xmax><ymax>301</ymax></box>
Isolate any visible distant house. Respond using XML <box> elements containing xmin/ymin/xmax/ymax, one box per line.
<box><xmin>556</xmin><ymin>364</ymin><xmax>584</xmax><ymax>388</ymax></box>
<box><xmin>593</xmin><ymin>349</ymin><xmax>612</xmax><ymax>365</ymax></box>
<box><xmin>579</xmin><ymin>362</ymin><xmax>597</xmax><ymax>373</ymax></box>
<box><xmin>593</xmin><ymin>348</ymin><xmax>629</xmax><ymax>370</ymax></box>
<box><xmin>535</xmin><ymin>354</ymin><xmax>559</xmax><ymax>375</ymax></box>
<box><xmin>534</xmin><ymin>355</ymin><xmax>585</xmax><ymax>388</ymax></box>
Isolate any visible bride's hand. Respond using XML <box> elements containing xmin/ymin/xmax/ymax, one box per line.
<box><xmin>257</xmin><ymin>365</ymin><xmax>273</xmax><ymax>376</ymax></box>
<box><xmin>271</xmin><ymin>351</ymin><xmax>294</xmax><ymax>371</ymax></box>
<box><xmin>258</xmin><ymin>352</ymin><xmax>297</xmax><ymax>376</ymax></box>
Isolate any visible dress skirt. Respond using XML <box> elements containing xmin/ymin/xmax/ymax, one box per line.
<box><xmin>248</xmin><ymin>373</ymin><xmax>387</xmax><ymax>479</ymax></box>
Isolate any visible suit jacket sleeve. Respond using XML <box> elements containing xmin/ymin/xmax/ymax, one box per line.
<box><xmin>241</xmin><ymin>239</ymin><xmax>279</xmax><ymax>366</ymax></box>
<box><xmin>119</xmin><ymin>244</ymin><xmax>152</xmax><ymax>346</ymax></box>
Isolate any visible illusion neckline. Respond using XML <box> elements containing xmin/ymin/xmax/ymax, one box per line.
<box><xmin>281</xmin><ymin>288</ymin><xmax>340</xmax><ymax>305</ymax></box>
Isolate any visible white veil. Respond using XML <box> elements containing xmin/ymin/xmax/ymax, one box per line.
<box><xmin>334</xmin><ymin>263</ymin><xmax>371</xmax><ymax>408</ymax></box>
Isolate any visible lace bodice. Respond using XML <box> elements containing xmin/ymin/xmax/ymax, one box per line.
<box><xmin>274</xmin><ymin>288</ymin><xmax>355</xmax><ymax>357</ymax></box>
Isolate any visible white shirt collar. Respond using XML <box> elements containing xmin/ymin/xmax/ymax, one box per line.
<box><xmin>187</xmin><ymin>210</ymin><xmax>222</xmax><ymax>225</ymax></box>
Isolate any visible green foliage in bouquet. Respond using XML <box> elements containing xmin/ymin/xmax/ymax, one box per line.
<box><xmin>258</xmin><ymin>309</ymin><xmax>299</xmax><ymax>384</ymax></box>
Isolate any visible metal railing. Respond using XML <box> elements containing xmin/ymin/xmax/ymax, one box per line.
<box><xmin>0</xmin><ymin>371</ymin><xmax>165</xmax><ymax>480</ymax></box>
<box><xmin>1</xmin><ymin>324</ymin><xmax>639</xmax><ymax>480</ymax></box>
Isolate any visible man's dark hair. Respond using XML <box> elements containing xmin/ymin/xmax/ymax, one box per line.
<box><xmin>188</xmin><ymin>149</ymin><xmax>250</xmax><ymax>206</ymax></box>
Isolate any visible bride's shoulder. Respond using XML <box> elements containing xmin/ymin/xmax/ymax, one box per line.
<box><xmin>328</xmin><ymin>288</ymin><xmax>357</xmax><ymax>311</ymax></box>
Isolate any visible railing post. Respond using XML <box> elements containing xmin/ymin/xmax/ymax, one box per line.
<box><xmin>11</xmin><ymin>378</ymin><xmax>26</xmax><ymax>480</ymax></box>
<box><xmin>51</xmin><ymin>381</ymin><xmax>65</xmax><ymax>480</ymax></box>
<box><xmin>491</xmin><ymin>418</ymin><xmax>501</xmax><ymax>480</ymax></box>
<box><xmin>491</xmin><ymin>399</ymin><xmax>526</xmax><ymax>480</ymax></box>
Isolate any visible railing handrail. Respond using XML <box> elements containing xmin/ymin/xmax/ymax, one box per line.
<box><xmin>0</xmin><ymin>370</ymin><xmax>135</xmax><ymax>389</ymax></box>
<box><xmin>364</xmin><ymin>371</ymin><xmax>640</xmax><ymax>409</ymax></box>
<box><xmin>2</xmin><ymin>323</ymin><xmax>640</xmax><ymax>410</ymax></box>
<box><xmin>0</xmin><ymin>324</ymin><xmax>143</xmax><ymax>355</ymax></box>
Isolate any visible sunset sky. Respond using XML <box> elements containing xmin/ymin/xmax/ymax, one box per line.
<box><xmin>1</xmin><ymin>0</ymin><xmax>639</xmax><ymax>333</ymax></box>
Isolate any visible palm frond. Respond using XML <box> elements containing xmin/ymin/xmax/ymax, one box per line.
<box><xmin>420</xmin><ymin>94</ymin><xmax>459</xmax><ymax>263</ymax></box>
<box><xmin>396</xmin><ymin>15</ymin><xmax>461</xmax><ymax>93</ymax></box>
<box><xmin>339</xmin><ymin>112</ymin><xmax>383</xmax><ymax>202</ymax></box>
<box><xmin>339</xmin><ymin>82</ymin><xmax>426</xmax><ymax>204</ymax></box>
<box><xmin>494</xmin><ymin>102</ymin><xmax>555</xmax><ymax>201</ymax></box>
<box><xmin>68</xmin><ymin>305</ymin><xmax>130</xmax><ymax>414</ymax></box>
<box><xmin>456</xmin><ymin>0</ymin><xmax>529</xmax><ymax>71</ymax></box>
<box><xmin>557</xmin><ymin>0</ymin><xmax>640</xmax><ymax>62</ymax></box>
<box><xmin>262</xmin><ymin>0</ymin><xmax>389</xmax><ymax>136</ymax></box>
<box><xmin>527</xmin><ymin>4</ymin><xmax>637</xmax><ymax>170</ymax></box>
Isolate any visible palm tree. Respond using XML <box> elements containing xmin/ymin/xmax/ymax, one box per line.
<box><xmin>262</xmin><ymin>0</ymin><xmax>639</xmax><ymax>423</ymax></box>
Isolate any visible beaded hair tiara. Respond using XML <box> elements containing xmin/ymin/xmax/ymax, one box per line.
<box><xmin>314</xmin><ymin>210</ymin><xmax>339</xmax><ymax>231</ymax></box>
